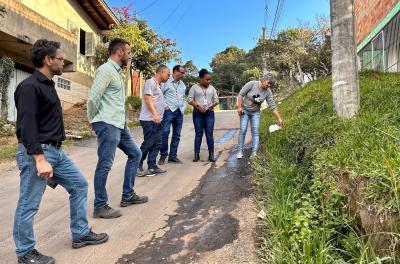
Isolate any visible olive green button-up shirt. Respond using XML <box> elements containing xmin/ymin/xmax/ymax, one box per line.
<box><xmin>87</xmin><ymin>59</ymin><xmax>126</xmax><ymax>129</ymax></box>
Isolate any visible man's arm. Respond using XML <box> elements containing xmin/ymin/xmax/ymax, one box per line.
<box><xmin>17</xmin><ymin>84</ymin><xmax>53</xmax><ymax>178</ymax></box>
<box><xmin>144</xmin><ymin>94</ymin><xmax>161</xmax><ymax>124</ymax></box>
<box><xmin>87</xmin><ymin>68</ymin><xmax>111</xmax><ymax>122</ymax></box>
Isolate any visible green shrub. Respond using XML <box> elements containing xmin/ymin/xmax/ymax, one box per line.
<box><xmin>0</xmin><ymin>119</ymin><xmax>14</xmax><ymax>137</ymax></box>
<box><xmin>125</xmin><ymin>96</ymin><xmax>141</xmax><ymax>121</ymax></box>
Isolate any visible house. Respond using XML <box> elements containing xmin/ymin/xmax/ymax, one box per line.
<box><xmin>0</xmin><ymin>0</ymin><xmax>119</xmax><ymax>121</ymax></box>
<box><xmin>355</xmin><ymin>0</ymin><xmax>400</xmax><ymax>72</ymax></box>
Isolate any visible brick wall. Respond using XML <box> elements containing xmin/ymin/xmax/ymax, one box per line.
<box><xmin>354</xmin><ymin>0</ymin><xmax>399</xmax><ymax>45</ymax></box>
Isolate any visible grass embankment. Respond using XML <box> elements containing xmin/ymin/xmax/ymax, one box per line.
<box><xmin>254</xmin><ymin>71</ymin><xmax>400</xmax><ymax>263</ymax></box>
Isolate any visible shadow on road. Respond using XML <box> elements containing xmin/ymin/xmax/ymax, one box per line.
<box><xmin>116</xmin><ymin>148</ymin><xmax>253</xmax><ymax>264</ymax></box>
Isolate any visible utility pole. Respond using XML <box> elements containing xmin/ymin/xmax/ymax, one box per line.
<box><xmin>261</xmin><ymin>0</ymin><xmax>269</xmax><ymax>75</ymax></box>
<box><xmin>262</xmin><ymin>26</ymin><xmax>268</xmax><ymax>75</ymax></box>
<box><xmin>330</xmin><ymin>0</ymin><xmax>360</xmax><ymax>118</ymax></box>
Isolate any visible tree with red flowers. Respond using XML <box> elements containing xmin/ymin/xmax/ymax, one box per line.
<box><xmin>95</xmin><ymin>4</ymin><xmax>180</xmax><ymax>78</ymax></box>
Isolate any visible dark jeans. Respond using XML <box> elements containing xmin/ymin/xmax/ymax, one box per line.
<box><xmin>160</xmin><ymin>109</ymin><xmax>184</xmax><ymax>159</ymax></box>
<box><xmin>140</xmin><ymin>120</ymin><xmax>163</xmax><ymax>169</ymax></box>
<box><xmin>14</xmin><ymin>144</ymin><xmax>89</xmax><ymax>257</ymax></box>
<box><xmin>192</xmin><ymin>109</ymin><xmax>215</xmax><ymax>153</ymax></box>
<box><xmin>92</xmin><ymin>122</ymin><xmax>142</xmax><ymax>209</ymax></box>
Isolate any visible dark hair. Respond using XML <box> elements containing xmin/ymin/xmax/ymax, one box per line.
<box><xmin>172</xmin><ymin>65</ymin><xmax>183</xmax><ymax>73</ymax></box>
<box><xmin>108</xmin><ymin>38</ymin><xmax>129</xmax><ymax>55</ymax></box>
<box><xmin>156</xmin><ymin>64</ymin><xmax>169</xmax><ymax>73</ymax></box>
<box><xmin>199</xmin><ymin>68</ymin><xmax>210</xmax><ymax>78</ymax></box>
<box><xmin>31</xmin><ymin>39</ymin><xmax>60</xmax><ymax>68</ymax></box>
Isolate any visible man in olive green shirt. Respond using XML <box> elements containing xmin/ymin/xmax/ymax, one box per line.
<box><xmin>87</xmin><ymin>38</ymin><xmax>148</xmax><ymax>219</ymax></box>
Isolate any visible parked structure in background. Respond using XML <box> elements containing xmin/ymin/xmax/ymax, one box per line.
<box><xmin>355</xmin><ymin>0</ymin><xmax>400</xmax><ymax>72</ymax></box>
<box><xmin>0</xmin><ymin>0</ymin><xmax>119</xmax><ymax>121</ymax></box>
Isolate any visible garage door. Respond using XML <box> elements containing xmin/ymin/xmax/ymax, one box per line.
<box><xmin>7</xmin><ymin>69</ymin><xmax>31</xmax><ymax>121</ymax></box>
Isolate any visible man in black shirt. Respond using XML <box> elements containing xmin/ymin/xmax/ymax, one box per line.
<box><xmin>13</xmin><ymin>39</ymin><xmax>108</xmax><ymax>264</ymax></box>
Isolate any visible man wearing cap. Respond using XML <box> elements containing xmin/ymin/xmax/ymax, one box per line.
<box><xmin>236</xmin><ymin>73</ymin><xmax>285</xmax><ymax>159</ymax></box>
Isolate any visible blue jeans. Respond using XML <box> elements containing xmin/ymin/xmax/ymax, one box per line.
<box><xmin>13</xmin><ymin>144</ymin><xmax>89</xmax><ymax>257</ymax></box>
<box><xmin>92</xmin><ymin>122</ymin><xmax>142</xmax><ymax>209</ymax></box>
<box><xmin>160</xmin><ymin>109</ymin><xmax>184</xmax><ymax>158</ymax></box>
<box><xmin>193</xmin><ymin>110</ymin><xmax>215</xmax><ymax>153</ymax></box>
<box><xmin>238</xmin><ymin>110</ymin><xmax>261</xmax><ymax>152</ymax></box>
<box><xmin>140</xmin><ymin>121</ymin><xmax>162</xmax><ymax>169</ymax></box>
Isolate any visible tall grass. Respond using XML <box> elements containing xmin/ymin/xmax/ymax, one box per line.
<box><xmin>254</xmin><ymin>72</ymin><xmax>400</xmax><ymax>263</ymax></box>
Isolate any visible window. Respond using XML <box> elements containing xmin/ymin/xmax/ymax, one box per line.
<box><xmin>372</xmin><ymin>32</ymin><xmax>384</xmax><ymax>71</ymax></box>
<box><xmin>358</xmin><ymin>10</ymin><xmax>400</xmax><ymax>72</ymax></box>
<box><xmin>360</xmin><ymin>42</ymin><xmax>373</xmax><ymax>69</ymax></box>
<box><xmin>79</xmin><ymin>29</ymin><xmax>95</xmax><ymax>56</ymax></box>
<box><xmin>80</xmin><ymin>29</ymin><xmax>86</xmax><ymax>55</ymax></box>
<box><xmin>57</xmin><ymin>77</ymin><xmax>71</xmax><ymax>90</ymax></box>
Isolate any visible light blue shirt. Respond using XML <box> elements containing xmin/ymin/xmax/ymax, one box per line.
<box><xmin>161</xmin><ymin>78</ymin><xmax>186</xmax><ymax>114</ymax></box>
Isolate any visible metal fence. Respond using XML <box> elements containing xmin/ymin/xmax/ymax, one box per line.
<box><xmin>218</xmin><ymin>96</ymin><xmax>237</xmax><ymax>111</ymax></box>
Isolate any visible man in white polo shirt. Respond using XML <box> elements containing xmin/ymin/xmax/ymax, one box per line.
<box><xmin>137</xmin><ymin>65</ymin><xmax>170</xmax><ymax>176</ymax></box>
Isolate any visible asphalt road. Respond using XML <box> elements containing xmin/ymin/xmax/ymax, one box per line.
<box><xmin>0</xmin><ymin>111</ymin><xmax>260</xmax><ymax>264</ymax></box>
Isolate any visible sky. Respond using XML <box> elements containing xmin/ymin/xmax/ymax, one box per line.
<box><xmin>106</xmin><ymin>0</ymin><xmax>330</xmax><ymax>70</ymax></box>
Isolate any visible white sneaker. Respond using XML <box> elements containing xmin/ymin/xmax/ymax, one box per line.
<box><xmin>250</xmin><ymin>151</ymin><xmax>257</xmax><ymax>158</ymax></box>
<box><xmin>236</xmin><ymin>150</ymin><xmax>243</xmax><ymax>159</ymax></box>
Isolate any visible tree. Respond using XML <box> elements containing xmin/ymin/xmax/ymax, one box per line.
<box><xmin>0</xmin><ymin>56</ymin><xmax>14</xmax><ymax>120</ymax></box>
<box><xmin>330</xmin><ymin>0</ymin><xmax>359</xmax><ymax>118</ymax></box>
<box><xmin>181</xmin><ymin>60</ymin><xmax>198</xmax><ymax>89</ymax></box>
<box><xmin>131</xmin><ymin>16</ymin><xmax>180</xmax><ymax>78</ymax></box>
<box><xmin>210</xmin><ymin>46</ymin><xmax>246</xmax><ymax>68</ymax></box>
<box><xmin>239</xmin><ymin>67</ymin><xmax>261</xmax><ymax>87</ymax></box>
<box><xmin>95</xmin><ymin>4</ymin><xmax>181</xmax><ymax>95</ymax></box>
<box><xmin>210</xmin><ymin>46</ymin><xmax>247</xmax><ymax>93</ymax></box>
<box><xmin>95</xmin><ymin>4</ymin><xmax>148</xmax><ymax>67</ymax></box>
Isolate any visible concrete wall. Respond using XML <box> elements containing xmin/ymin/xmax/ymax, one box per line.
<box><xmin>6</xmin><ymin>0</ymin><xmax>108</xmax><ymax>106</ymax></box>
<box><xmin>354</xmin><ymin>0</ymin><xmax>399</xmax><ymax>44</ymax></box>
<box><xmin>54</xmin><ymin>76</ymin><xmax>89</xmax><ymax>110</ymax></box>
<box><xmin>0</xmin><ymin>0</ymin><xmax>77</xmax><ymax>69</ymax></box>
<box><xmin>19</xmin><ymin>0</ymin><xmax>100</xmax><ymax>77</ymax></box>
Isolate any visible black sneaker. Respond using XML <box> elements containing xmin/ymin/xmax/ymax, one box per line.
<box><xmin>72</xmin><ymin>229</ymin><xmax>109</xmax><ymax>249</ymax></box>
<box><xmin>148</xmin><ymin>167</ymin><xmax>167</xmax><ymax>175</ymax></box>
<box><xmin>93</xmin><ymin>205</ymin><xmax>122</xmax><ymax>219</ymax></box>
<box><xmin>158</xmin><ymin>155</ymin><xmax>167</xmax><ymax>165</ymax></box>
<box><xmin>168</xmin><ymin>157</ymin><xmax>183</xmax><ymax>164</ymax></box>
<box><xmin>18</xmin><ymin>249</ymin><xmax>55</xmax><ymax>264</ymax></box>
<box><xmin>120</xmin><ymin>193</ymin><xmax>149</xmax><ymax>207</ymax></box>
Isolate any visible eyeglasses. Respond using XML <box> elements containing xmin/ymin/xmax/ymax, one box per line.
<box><xmin>179</xmin><ymin>71</ymin><xmax>185</xmax><ymax>74</ymax></box>
<box><xmin>51</xmin><ymin>56</ymin><xmax>65</xmax><ymax>62</ymax></box>
<box><xmin>205</xmin><ymin>78</ymin><xmax>211</xmax><ymax>81</ymax></box>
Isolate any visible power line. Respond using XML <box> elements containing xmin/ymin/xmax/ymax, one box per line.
<box><xmin>137</xmin><ymin>0</ymin><xmax>161</xmax><ymax>13</ymax></box>
<box><xmin>156</xmin><ymin>0</ymin><xmax>185</xmax><ymax>30</ymax></box>
<box><xmin>270</xmin><ymin>0</ymin><xmax>285</xmax><ymax>38</ymax></box>
<box><xmin>166</xmin><ymin>0</ymin><xmax>195</xmax><ymax>34</ymax></box>
<box><xmin>270</xmin><ymin>0</ymin><xmax>280</xmax><ymax>38</ymax></box>
<box><xmin>275</xmin><ymin>0</ymin><xmax>286</xmax><ymax>33</ymax></box>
